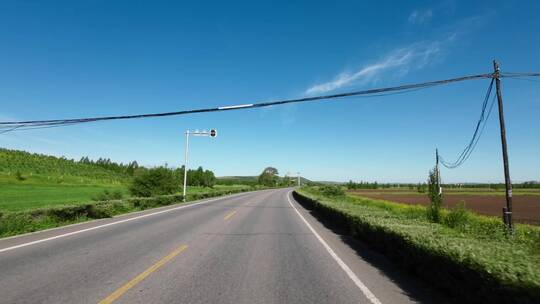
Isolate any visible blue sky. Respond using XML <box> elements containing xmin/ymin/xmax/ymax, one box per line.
<box><xmin>1</xmin><ymin>0</ymin><xmax>539</xmax><ymax>183</ymax></box>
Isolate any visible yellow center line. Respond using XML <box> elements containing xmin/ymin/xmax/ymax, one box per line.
<box><xmin>223</xmin><ymin>210</ymin><xmax>237</xmax><ymax>220</ymax></box>
<box><xmin>98</xmin><ymin>244</ymin><xmax>188</xmax><ymax>304</ymax></box>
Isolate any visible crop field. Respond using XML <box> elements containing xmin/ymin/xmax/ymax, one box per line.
<box><xmin>0</xmin><ymin>149</ymin><xmax>255</xmax><ymax>213</ymax></box>
<box><xmin>348</xmin><ymin>188</ymin><xmax>540</xmax><ymax>225</ymax></box>
<box><xmin>0</xmin><ymin>182</ymin><xmax>250</xmax><ymax>212</ymax></box>
<box><xmin>0</xmin><ymin>184</ymin><xmax>128</xmax><ymax>212</ymax></box>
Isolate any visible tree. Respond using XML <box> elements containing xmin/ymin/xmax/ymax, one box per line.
<box><xmin>426</xmin><ymin>166</ymin><xmax>442</xmax><ymax>222</ymax></box>
<box><xmin>263</xmin><ymin>167</ymin><xmax>278</xmax><ymax>175</ymax></box>
<box><xmin>129</xmin><ymin>167</ymin><xmax>179</xmax><ymax>197</ymax></box>
<box><xmin>202</xmin><ymin>170</ymin><xmax>216</xmax><ymax>187</ymax></box>
<box><xmin>258</xmin><ymin>167</ymin><xmax>279</xmax><ymax>186</ymax></box>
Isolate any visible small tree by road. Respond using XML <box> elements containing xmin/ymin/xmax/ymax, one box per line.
<box><xmin>130</xmin><ymin>167</ymin><xmax>179</xmax><ymax>197</ymax></box>
<box><xmin>258</xmin><ymin>167</ymin><xmax>279</xmax><ymax>187</ymax></box>
<box><xmin>426</xmin><ymin>167</ymin><xmax>442</xmax><ymax>222</ymax></box>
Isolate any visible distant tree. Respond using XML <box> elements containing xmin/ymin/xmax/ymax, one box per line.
<box><xmin>173</xmin><ymin>166</ymin><xmax>216</xmax><ymax>188</ymax></box>
<box><xmin>202</xmin><ymin>169</ymin><xmax>216</xmax><ymax>187</ymax></box>
<box><xmin>126</xmin><ymin>161</ymin><xmax>139</xmax><ymax>176</ymax></box>
<box><xmin>258</xmin><ymin>167</ymin><xmax>279</xmax><ymax>186</ymax></box>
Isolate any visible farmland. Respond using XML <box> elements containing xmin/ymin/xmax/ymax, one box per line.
<box><xmin>0</xmin><ymin>183</ymin><xmax>250</xmax><ymax>212</ymax></box>
<box><xmin>348</xmin><ymin>187</ymin><xmax>540</xmax><ymax>225</ymax></box>
<box><xmin>0</xmin><ymin>148</ymin><xmax>252</xmax><ymax>213</ymax></box>
<box><xmin>0</xmin><ymin>148</ymin><xmax>264</xmax><ymax>237</ymax></box>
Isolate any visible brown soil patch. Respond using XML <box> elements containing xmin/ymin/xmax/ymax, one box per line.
<box><xmin>350</xmin><ymin>191</ymin><xmax>540</xmax><ymax>225</ymax></box>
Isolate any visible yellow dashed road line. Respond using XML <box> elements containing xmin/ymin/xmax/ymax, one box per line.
<box><xmin>223</xmin><ymin>210</ymin><xmax>237</xmax><ymax>221</ymax></box>
<box><xmin>98</xmin><ymin>244</ymin><xmax>188</xmax><ymax>304</ymax></box>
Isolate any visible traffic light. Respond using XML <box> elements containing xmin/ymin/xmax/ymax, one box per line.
<box><xmin>210</xmin><ymin>129</ymin><xmax>217</xmax><ymax>137</ymax></box>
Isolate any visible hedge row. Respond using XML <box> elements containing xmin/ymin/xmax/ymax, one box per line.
<box><xmin>0</xmin><ymin>188</ymin><xmax>254</xmax><ymax>238</ymax></box>
<box><xmin>293</xmin><ymin>189</ymin><xmax>540</xmax><ymax>304</ymax></box>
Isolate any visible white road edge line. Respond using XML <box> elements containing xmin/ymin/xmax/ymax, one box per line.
<box><xmin>286</xmin><ymin>190</ymin><xmax>382</xmax><ymax>304</ymax></box>
<box><xmin>0</xmin><ymin>191</ymin><xmax>253</xmax><ymax>254</ymax></box>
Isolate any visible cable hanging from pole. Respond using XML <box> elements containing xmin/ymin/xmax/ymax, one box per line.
<box><xmin>439</xmin><ymin>78</ymin><xmax>496</xmax><ymax>169</ymax></box>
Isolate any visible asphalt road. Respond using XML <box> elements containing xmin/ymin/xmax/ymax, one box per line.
<box><xmin>0</xmin><ymin>188</ymin><xmax>448</xmax><ymax>304</ymax></box>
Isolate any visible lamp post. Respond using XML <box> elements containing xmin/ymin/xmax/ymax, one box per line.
<box><xmin>182</xmin><ymin>129</ymin><xmax>217</xmax><ymax>202</ymax></box>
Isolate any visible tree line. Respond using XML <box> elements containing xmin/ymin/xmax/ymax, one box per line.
<box><xmin>0</xmin><ymin>148</ymin><xmax>132</xmax><ymax>181</ymax></box>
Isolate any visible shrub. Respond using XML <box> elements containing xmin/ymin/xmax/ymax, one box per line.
<box><xmin>92</xmin><ymin>189</ymin><xmax>124</xmax><ymax>201</ymax></box>
<box><xmin>320</xmin><ymin>185</ymin><xmax>345</xmax><ymax>197</ymax></box>
<box><xmin>426</xmin><ymin>167</ymin><xmax>442</xmax><ymax>222</ymax></box>
<box><xmin>130</xmin><ymin>167</ymin><xmax>179</xmax><ymax>197</ymax></box>
<box><xmin>444</xmin><ymin>201</ymin><xmax>469</xmax><ymax>229</ymax></box>
<box><xmin>15</xmin><ymin>171</ymin><xmax>26</xmax><ymax>181</ymax></box>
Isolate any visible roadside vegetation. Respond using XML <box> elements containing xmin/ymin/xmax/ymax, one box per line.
<box><xmin>0</xmin><ymin>148</ymin><xmax>293</xmax><ymax>237</ymax></box>
<box><xmin>0</xmin><ymin>186</ymin><xmax>258</xmax><ymax>238</ymax></box>
<box><xmin>294</xmin><ymin>185</ymin><xmax>540</xmax><ymax>303</ymax></box>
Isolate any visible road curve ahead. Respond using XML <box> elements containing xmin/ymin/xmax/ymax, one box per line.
<box><xmin>0</xmin><ymin>188</ymin><xmax>446</xmax><ymax>304</ymax></box>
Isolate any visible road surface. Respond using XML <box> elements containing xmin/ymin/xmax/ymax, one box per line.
<box><xmin>0</xmin><ymin>188</ymin><xmax>448</xmax><ymax>303</ymax></box>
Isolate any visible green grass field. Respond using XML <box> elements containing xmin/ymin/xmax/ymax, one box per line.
<box><xmin>0</xmin><ymin>184</ymin><xmax>128</xmax><ymax>211</ymax></box>
<box><xmin>0</xmin><ymin>183</ymin><xmax>251</xmax><ymax>212</ymax></box>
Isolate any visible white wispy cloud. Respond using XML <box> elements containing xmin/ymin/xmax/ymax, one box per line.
<box><xmin>408</xmin><ymin>9</ymin><xmax>433</xmax><ymax>24</ymax></box>
<box><xmin>304</xmin><ymin>41</ymin><xmax>442</xmax><ymax>95</ymax></box>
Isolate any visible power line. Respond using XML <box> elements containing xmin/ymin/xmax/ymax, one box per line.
<box><xmin>0</xmin><ymin>73</ymin><xmax>495</xmax><ymax>133</ymax></box>
<box><xmin>501</xmin><ymin>72</ymin><xmax>540</xmax><ymax>78</ymax></box>
<box><xmin>505</xmin><ymin>77</ymin><xmax>540</xmax><ymax>83</ymax></box>
<box><xmin>438</xmin><ymin>70</ymin><xmax>540</xmax><ymax>169</ymax></box>
<box><xmin>439</xmin><ymin>79</ymin><xmax>495</xmax><ymax>169</ymax></box>
<box><xmin>2</xmin><ymin>71</ymin><xmax>539</xmax><ymax>135</ymax></box>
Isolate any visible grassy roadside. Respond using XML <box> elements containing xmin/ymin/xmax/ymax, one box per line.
<box><xmin>294</xmin><ymin>187</ymin><xmax>540</xmax><ymax>304</ymax></box>
<box><xmin>0</xmin><ymin>185</ymin><xmax>265</xmax><ymax>238</ymax></box>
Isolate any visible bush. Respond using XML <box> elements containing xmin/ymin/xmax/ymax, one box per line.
<box><xmin>130</xmin><ymin>167</ymin><xmax>179</xmax><ymax>197</ymax></box>
<box><xmin>426</xmin><ymin>167</ymin><xmax>442</xmax><ymax>222</ymax></box>
<box><xmin>444</xmin><ymin>201</ymin><xmax>469</xmax><ymax>229</ymax></box>
<box><xmin>92</xmin><ymin>189</ymin><xmax>124</xmax><ymax>201</ymax></box>
<box><xmin>320</xmin><ymin>185</ymin><xmax>345</xmax><ymax>197</ymax></box>
<box><xmin>15</xmin><ymin>171</ymin><xmax>26</xmax><ymax>181</ymax></box>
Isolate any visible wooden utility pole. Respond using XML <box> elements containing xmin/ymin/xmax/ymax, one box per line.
<box><xmin>493</xmin><ymin>60</ymin><xmax>513</xmax><ymax>230</ymax></box>
<box><xmin>436</xmin><ymin>148</ymin><xmax>442</xmax><ymax>200</ymax></box>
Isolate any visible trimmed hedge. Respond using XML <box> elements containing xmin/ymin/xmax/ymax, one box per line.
<box><xmin>0</xmin><ymin>188</ymin><xmax>255</xmax><ymax>238</ymax></box>
<box><xmin>293</xmin><ymin>189</ymin><xmax>540</xmax><ymax>304</ymax></box>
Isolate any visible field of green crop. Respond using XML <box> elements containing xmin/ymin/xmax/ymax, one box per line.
<box><xmin>0</xmin><ymin>148</ymin><xmax>254</xmax><ymax>213</ymax></box>
<box><xmin>0</xmin><ymin>184</ymin><xmax>127</xmax><ymax>211</ymax></box>
<box><xmin>0</xmin><ymin>181</ymin><xmax>251</xmax><ymax>212</ymax></box>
